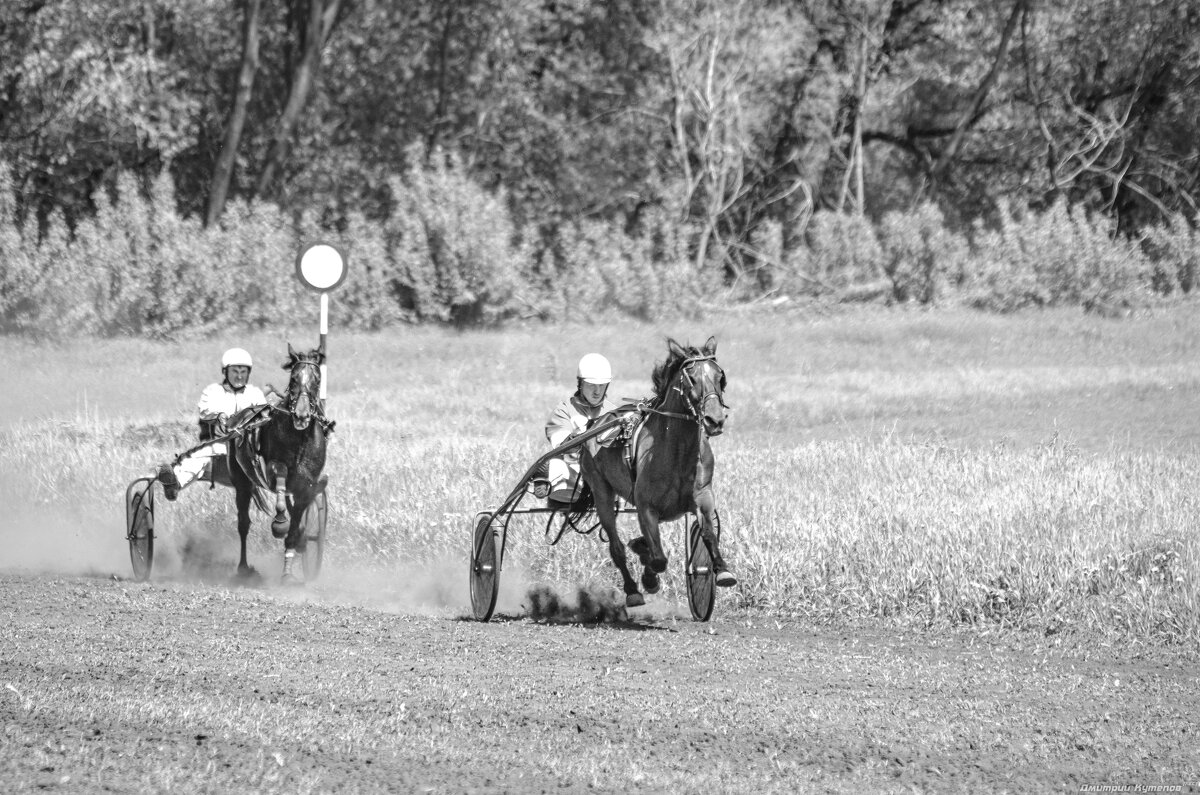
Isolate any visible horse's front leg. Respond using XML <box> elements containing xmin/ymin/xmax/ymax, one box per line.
<box><xmin>280</xmin><ymin>490</ymin><xmax>312</xmax><ymax>586</ymax></box>
<box><xmin>695</xmin><ymin>486</ymin><xmax>736</xmax><ymax>587</ymax></box>
<box><xmin>268</xmin><ymin>461</ymin><xmax>289</xmax><ymax>538</ymax></box>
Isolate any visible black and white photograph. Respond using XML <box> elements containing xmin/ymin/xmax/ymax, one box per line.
<box><xmin>2</xmin><ymin>1</ymin><xmax>1198</xmax><ymax>792</ymax></box>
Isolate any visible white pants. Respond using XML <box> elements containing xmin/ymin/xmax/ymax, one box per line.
<box><xmin>547</xmin><ymin>457</ymin><xmax>584</xmax><ymax>503</ymax></box>
<box><xmin>172</xmin><ymin>442</ymin><xmax>228</xmax><ymax>491</ymax></box>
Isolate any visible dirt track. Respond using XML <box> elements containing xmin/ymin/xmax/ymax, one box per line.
<box><xmin>1</xmin><ymin>572</ymin><xmax>1197</xmax><ymax>793</ymax></box>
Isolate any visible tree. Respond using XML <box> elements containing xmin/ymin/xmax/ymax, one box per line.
<box><xmin>207</xmin><ymin>0</ymin><xmax>262</xmax><ymax>226</ymax></box>
<box><xmin>253</xmin><ymin>0</ymin><xmax>346</xmax><ymax>200</ymax></box>
<box><xmin>650</xmin><ymin>0</ymin><xmax>817</xmax><ymax>278</ymax></box>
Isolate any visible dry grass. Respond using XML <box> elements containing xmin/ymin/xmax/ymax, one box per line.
<box><xmin>3</xmin><ymin>304</ymin><xmax>1199</xmax><ymax>642</ymax></box>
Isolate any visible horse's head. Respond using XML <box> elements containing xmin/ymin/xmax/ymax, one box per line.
<box><xmin>658</xmin><ymin>336</ymin><xmax>728</xmax><ymax>437</ymax></box>
<box><xmin>281</xmin><ymin>342</ymin><xmax>324</xmax><ymax>431</ymax></box>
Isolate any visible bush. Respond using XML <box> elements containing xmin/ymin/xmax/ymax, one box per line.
<box><xmin>547</xmin><ymin>211</ymin><xmax>717</xmax><ymax>320</ymax></box>
<box><xmin>334</xmin><ymin>211</ymin><xmax>411</xmax><ymax>330</ymax></box>
<box><xmin>878</xmin><ymin>202</ymin><xmax>969</xmax><ymax>304</ymax></box>
<box><xmin>0</xmin><ymin>164</ymin><xmax>45</xmax><ymax>334</ymax></box>
<box><xmin>386</xmin><ymin>147</ymin><xmax>521</xmax><ymax>324</ymax></box>
<box><xmin>1</xmin><ymin>155</ymin><xmax>1194</xmax><ymax>337</ymax></box>
<box><xmin>962</xmin><ymin>198</ymin><xmax>1150</xmax><ymax>312</ymax></box>
<box><xmin>1141</xmin><ymin>213</ymin><xmax>1200</xmax><ymax>295</ymax></box>
<box><xmin>795</xmin><ymin>211</ymin><xmax>884</xmax><ymax>296</ymax></box>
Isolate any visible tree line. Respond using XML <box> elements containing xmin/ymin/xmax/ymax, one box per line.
<box><xmin>3</xmin><ymin>0</ymin><xmax>1199</xmax><ymax>318</ymax></box>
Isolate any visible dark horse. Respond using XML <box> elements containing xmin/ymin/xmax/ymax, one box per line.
<box><xmin>579</xmin><ymin>336</ymin><xmax>735</xmax><ymax>607</ymax></box>
<box><xmin>229</xmin><ymin>342</ymin><xmax>329</xmax><ymax>584</ymax></box>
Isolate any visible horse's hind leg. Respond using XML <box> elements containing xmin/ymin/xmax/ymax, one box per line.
<box><xmin>593</xmin><ymin>485</ymin><xmax>642</xmax><ymax>607</ymax></box>
<box><xmin>230</xmin><ymin>470</ymin><xmax>256</xmax><ymax>579</ymax></box>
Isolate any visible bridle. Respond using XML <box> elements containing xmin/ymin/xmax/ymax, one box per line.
<box><xmin>644</xmin><ymin>355</ymin><xmax>728</xmax><ymax>432</ymax></box>
<box><xmin>279</xmin><ymin>356</ymin><xmax>332</xmax><ymax>431</ymax></box>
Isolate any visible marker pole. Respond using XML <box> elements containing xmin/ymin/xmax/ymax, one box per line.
<box><xmin>319</xmin><ymin>291</ymin><xmax>329</xmax><ymax>401</ymax></box>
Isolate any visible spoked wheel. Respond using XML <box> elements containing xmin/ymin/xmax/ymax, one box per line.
<box><xmin>470</xmin><ymin>512</ymin><xmax>502</xmax><ymax>621</ymax></box>
<box><xmin>125</xmin><ymin>477</ymin><xmax>155</xmax><ymax>582</ymax></box>
<box><xmin>300</xmin><ymin>490</ymin><xmax>327</xmax><ymax>581</ymax></box>
<box><xmin>685</xmin><ymin>515</ymin><xmax>716</xmax><ymax>622</ymax></box>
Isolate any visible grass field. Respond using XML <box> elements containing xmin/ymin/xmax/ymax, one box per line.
<box><xmin>2</xmin><ymin>303</ymin><xmax>1199</xmax><ymax>644</ymax></box>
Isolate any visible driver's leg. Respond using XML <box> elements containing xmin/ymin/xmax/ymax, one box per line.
<box><xmin>546</xmin><ymin>458</ymin><xmax>577</xmax><ymax>503</ymax></box>
<box><xmin>157</xmin><ymin>443</ymin><xmax>222</xmax><ymax>500</ymax></box>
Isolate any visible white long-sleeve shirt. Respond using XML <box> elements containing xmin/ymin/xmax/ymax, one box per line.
<box><xmin>545</xmin><ymin>393</ymin><xmax>618</xmax><ymax>460</ymax></box>
<box><xmin>197</xmin><ymin>382</ymin><xmax>268</xmax><ymax>421</ymax></box>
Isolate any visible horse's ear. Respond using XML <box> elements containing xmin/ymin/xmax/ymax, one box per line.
<box><xmin>667</xmin><ymin>338</ymin><xmax>686</xmax><ymax>358</ymax></box>
<box><xmin>283</xmin><ymin>342</ymin><xmax>297</xmax><ymax>370</ymax></box>
<box><xmin>703</xmin><ymin>336</ymin><xmax>717</xmax><ymax>356</ymax></box>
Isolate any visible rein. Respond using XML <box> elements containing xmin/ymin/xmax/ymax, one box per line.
<box><xmin>171</xmin><ymin>407</ymin><xmax>274</xmax><ymax>466</ymax></box>
<box><xmin>272</xmin><ymin>401</ymin><xmax>337</xmax><ymax>434</ymax></box>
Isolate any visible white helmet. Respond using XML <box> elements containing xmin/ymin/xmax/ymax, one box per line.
<box><xmin>577</xmin><ymin>353</ymin><xmax>612</xmax><ymax>384</ymax></box>
<box><xmin>221</xmin><ymin>347</ymin><xmax>253</xmax><ymax>369</ymax></box>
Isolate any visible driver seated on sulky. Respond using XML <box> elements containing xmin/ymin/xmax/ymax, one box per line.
<box><xmin>154</xmin><ymin>347</ymin><xmax>279</xmax><ymax>501</ymax></box>
<box><xmin>534</xmin><ymin>353</ymin><xmax>618</xmax><ymax>506</ymax></box>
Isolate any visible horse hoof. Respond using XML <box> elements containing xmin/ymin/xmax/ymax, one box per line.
<box><xmin>625</xmin><ymin>592</ymin><xmax>645</xmax><ymax>608</ymax></box>
<box><xmin>641</xmin><ymin>570</ymin><xmax>660</xmax><ymax>595</ymax></box>
<box><xmin>715</xmin><ymin>570</ymin><xmax>738</xmax><ymax>587</ymax></box>
<box><xmin>650</xmin><ymin>558</ymin><xmax>668</xmax><ymax>574</ymax></box>
<box><xmin>281</xmin><ymin>574</ymin><xmax>304</xmax><ymax>588</ymax></box>
<box><xmin>271</xmin><ymin>521</ymin><xmax>288</xmax><ymax>539</ymax></box>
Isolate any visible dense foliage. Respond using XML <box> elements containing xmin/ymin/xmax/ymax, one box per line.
<box><xmin>3</xmin><ymin>0</ymin><xmax>1200</xmax><ymax>331</ymax></box>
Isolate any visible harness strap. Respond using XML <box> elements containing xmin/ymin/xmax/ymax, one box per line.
<box><xmin>642</xmin><ymin>406</ymin><xmax>696</xmax><ymax>422</ymax></box>
<box><xmin>272</xmin><ymin>402</ymin><xmax>336</xmax><ymax>434</ymax></box>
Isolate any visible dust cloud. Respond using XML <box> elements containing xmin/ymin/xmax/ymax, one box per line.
<box><xmin>0</xmin><ymin>501</ymin><xmax>130</xmax><ymax>577</ymax></box>
<box><xmin>0</xmin><ymin>500</ymin><xmax>677</xmax><ymax>624</ymax></box>
<box><xmin>524</xmin><ymin>581</ymin><xmax>689</xmax><ymax>624</ymax></box>
<box><xmin>525</xmin><ymin>582</ymin><xmax>628</xmax><ymax>623</ymax></box>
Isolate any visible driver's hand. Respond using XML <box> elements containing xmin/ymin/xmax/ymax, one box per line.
<box><xmin>216</xmin><ymin>413</ymin><xmax>229</xmax><ymax>432</ymax></box>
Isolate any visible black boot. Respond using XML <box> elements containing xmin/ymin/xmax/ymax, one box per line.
<box><xmin>529</xmin><ymin>460</ymin><xmax>551</xmax><ymax>499</ymax></box>
<box><xmin>156</xmin><ymin>464</ymin><xmax>181</xmax><ymax>501</ymax></box>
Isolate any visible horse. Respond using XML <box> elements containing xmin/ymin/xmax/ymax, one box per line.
<box><xmin>579</xmin><ymin>335</ymin><xmax>736</xmax><ymax>607</ymax></box>
<box><xmin>228</xmin><ymin>342</ymin><xmax>330</xmax><ymax>584</ymax></box>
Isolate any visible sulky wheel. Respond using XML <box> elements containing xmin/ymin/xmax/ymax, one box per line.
<box><xmin>685</xmin><ymin>517</ymin><xmax>716</xmax><ymax>622</ymax></box>
<box><xmin>301</xmin><ymin>490</ymin><xmax>327</xmax><ymax>581</ymax></box>
<box><xmin>470</xmin><ymin>512</ymin><xmax>501</xmax><ymax>622</ymax></box>
<box><xmin>125</xmin><ymin>477</ymin><xmax>155</xmax><ymax>582</ymax></box>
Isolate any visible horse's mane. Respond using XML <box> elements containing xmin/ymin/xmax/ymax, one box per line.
<box><xmin>650</xmin><ymin>339</ymin><xmax>703</xmax><ymax>407</ymax></box>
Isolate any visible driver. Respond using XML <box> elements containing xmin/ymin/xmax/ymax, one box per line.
<box><xmin>537</xmin><ymin>353</ymin><xmax>618</xmax><ymax>505</ymax></box>
<box><xmin>154</xmin><ymin>347</ymin><xmax>274</xmax><ymax>501</ymax></box>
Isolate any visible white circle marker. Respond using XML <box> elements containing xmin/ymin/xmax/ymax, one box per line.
<box><xmin>295</xmin><ymin>243</ymin><xmax>347</xmax><ymax>293</ymax></box>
